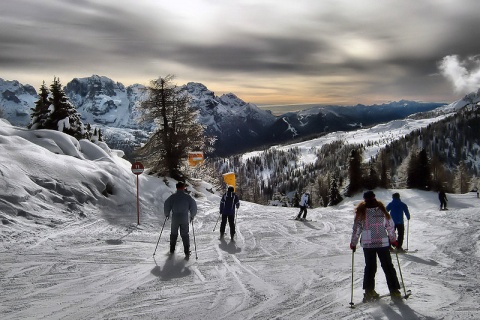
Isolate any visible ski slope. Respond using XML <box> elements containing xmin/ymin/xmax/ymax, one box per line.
<box><xmin>1</xmin><ymin>189</ymin><xmax>479</xmax><ymax>319</ymax></box>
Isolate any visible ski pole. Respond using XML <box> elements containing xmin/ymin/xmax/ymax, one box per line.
<box><xmin>213</xmin><ymin>213</ymin><xmax>221</xmax><ymax>232</ymax></box>
<box><xmin>153</xmin><ymin>216</ymin><xmax>168</xmax><ymax>257</ymax></box>
<box><xmin>234</xmin><ymin>207</ymin><xmax>238</xmax><ymax>226</ymax></box>
<box><xmin>394</xmin><ymin>249</ymin><xmax>410</xmax><ymax>299</ymax></box>
<box><xmin>349</xmin><ymin>250</ymin><xmax>355</xmax><ymax>308</ymax></box>
<box><xmin>191</xmin><ymin>220</ymin><xmax>198</xmax><ymax>260</ymax></box>
<box><xmin>406</xmin><ymin>219</ymin><xmax>410</xmax><ymax>251</ymax></box>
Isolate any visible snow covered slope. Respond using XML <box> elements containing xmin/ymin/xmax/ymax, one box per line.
<box><xmin>1</xmin><ymin>117</ymin><xmax>480</xmax><ymax>319</ymax></box>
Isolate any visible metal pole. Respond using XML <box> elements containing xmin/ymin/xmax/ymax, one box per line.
<box><xmin>394</xmin><ymin>250</ymin><xmax>409</xmax><ymax>298</ymax></box>
<box><xmin>153</xmin><ymin>217</ymin><xmax>168</xmax><ymax>256</ymax></box>
<box><xmin>349</xmin><ymin>250</ymin><xmax>355</xmax><ymax>308</ymax></box>
<box><xmin>406</xmin><ymin>219</ymin><xmax>410</xmax><ymax>251</ymax></box>
<box><xmin>136</xmin><ymin>175</ymin><xmax>140</xmax><ymax>225</ymax></box>
<box><xmin>191</xmin><ymin>220</ymin><xmax>198</xmax><ymax>260</ymax></box>
<box><xmin>234</xmin><ymin>207</ymin><xmax>238</xmax><ymax>226</ymax></box>
<box><xmin>213</xmin><ymin>213</ymin><xmax>221</xmax><ymax>232</ymax></box>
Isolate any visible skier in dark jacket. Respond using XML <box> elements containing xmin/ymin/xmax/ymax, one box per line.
<box><xmin>164</xmin><ymin>181</ymin><xmax>197</xmax><ymax>259</ymax></box>
<box><xmin>438</xmin><ymin>190</ymin><xmax>448</xmax><ymax>210</ymax></box>
<box><xmin>386</xmin><ymin>192</ymin><xmax>410</xmax><ymax>252</ymax></box>
<box><xmin>219</xmin><ymin>186</ymin><xmax>240</xmax><ymax>240</ymax></box>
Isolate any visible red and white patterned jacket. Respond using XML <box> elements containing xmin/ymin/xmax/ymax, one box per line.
<box><xmin>351</xmin><ymin>207</ymin><xmax>396</xmax><ymax>248</ymax></box>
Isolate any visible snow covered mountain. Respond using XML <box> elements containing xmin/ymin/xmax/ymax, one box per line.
<box><xmin>0</xmin><ymin>75</ymin><xmax>450</xmax><ymax>157</ymax></box>
<box><xmin>64</xmin><ymin>75</ymin><xmax>148</xmax><ymax>129</ymax></box>
<box><xmin>272</xmin><ymin>100</ymin><xmax>447</xmax><ymax>139</ymax></box>
<box><xmin>0</xmin><ymin>78</ymin><xmax>37</xmax><ymax>127</ymax></box>
<box><xmin>183</xmin><ymin>82</ymin><xmax>278</xmax><ymax>155</ymax></box>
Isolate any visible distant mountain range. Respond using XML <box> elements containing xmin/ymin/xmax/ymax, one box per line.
<box><xmin>0</xmin><ymin>75</ymin><xmax>447</xmax><ymax>157</ymax></box>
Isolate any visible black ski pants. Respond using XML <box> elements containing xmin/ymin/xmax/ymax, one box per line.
<box><xmin>169</xmin><ymin>220</ymin><xmax>190</xmax><ymax>254</ymax></box>
<box><xmin>440</xmin><ymin>199</ymin><xmax>447</xmax><ymax>210</ymax></box>
<box><xmin>220</xmin><ymin>214</ymin><xmax>235</xmax><ymax>238</ymax></box>
<box><xmin>297</xmin><ymin>206</ymin><xmax>307</xmax><ymax>219</ymax></box>
<box><xmin>362</xmin><ymin>247</ymin><xmax>400</xmax><ymax>293</ymax></box>
<box><xmin>394</xmin><ymin>223</ymin><xmax>405</xmax><ymax>249</ymax></box>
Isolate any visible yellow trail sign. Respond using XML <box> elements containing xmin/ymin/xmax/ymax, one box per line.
<box><xmin>223</xmin><ymin>172</ymin><xmax>236</xmax><ymax>191</ymax></box>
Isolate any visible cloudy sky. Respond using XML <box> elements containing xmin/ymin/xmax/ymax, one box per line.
<box><xmin>2</xmin><ymin>0</ymin><xmax>480</xmax><ymax>107</ymax></box>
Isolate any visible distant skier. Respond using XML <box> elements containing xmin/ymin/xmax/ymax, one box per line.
<box><xmin>438</xmin><ymin>190</ymin><xmax>448</xmax><ymax>210</ymax></box>
<box><xmin>386</xmin><ymin>192</ymin><xmax>411</xmax><ymax>252</ymax></box>
<box><xmin>164</xmin><ymin>181</ymin><xmax>197</xmax><ymax>259</ymax></box>
<box><xmin>295</xmin><ymin>192</ymin><xmax>310</xmax><ymax>221</ymax></box>
<box><xmin>219</xmin><ymin>186</ymin><xmax>240</xmax><ymax>240</ymax></box>
<box><xmin>350</xmin><ymin>190</ymin><xmax>402</xmax><ymax>302</ymax></box>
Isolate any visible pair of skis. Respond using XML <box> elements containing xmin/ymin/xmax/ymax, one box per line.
<box><xmin>350</xmin><ymin>290</ymin><xmax>412</xmax><ymax>308</ymax></box>
<box><xmin>349</xmin><ymin>248</ymin><xmax>411</xmax><ymax>309</ymax></box>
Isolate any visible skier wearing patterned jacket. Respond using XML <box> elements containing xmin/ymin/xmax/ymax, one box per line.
<box><xmin>350</xmin><ymin>190</ymin><xmax>402</xmax><ymax>302</ymax></box>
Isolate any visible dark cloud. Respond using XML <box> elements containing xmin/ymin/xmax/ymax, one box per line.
<box><xmin>2</xmin><ymin>0</ymin><xmax>480</xmax><ymax>105</ymax></box>
<box><xmin>168</xmin><ymin>35</ymin><xmax>323</xmax><ymax>73</ymax></box>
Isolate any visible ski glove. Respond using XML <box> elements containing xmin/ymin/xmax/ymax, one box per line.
<box><xmin>391</xmin><ymin>240</ymin><xmax>399</xmax><ymax>248</ymax></box>
<box><xmin>349</xmin><ymin>243</ymin><xmax>356</xmax><ymax>252</ymax></box>
<box><xmin>190</xmin><ymin>217</ymin><xmax>194</xmax><ymax>223</ymax></box>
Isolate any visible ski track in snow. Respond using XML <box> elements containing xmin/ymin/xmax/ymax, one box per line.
<box><xmin>1</xmin><ymin>191</ymin><xmax>480</xmax><ymax>319</ymax></box>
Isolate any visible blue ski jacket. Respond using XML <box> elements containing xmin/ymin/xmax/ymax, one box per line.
<box><xmin>386</xmin><ymin>198</ymin><xmax>410</xmax><ymax>225</ymax></box>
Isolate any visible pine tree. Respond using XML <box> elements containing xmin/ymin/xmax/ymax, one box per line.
<box><xmin>328</xmin><ymin>175</ymin><xmax>343</xmax><ymax>206</ymax></box>
<box><xmin>454</xmin><ymin>161</ymin><xmax>470</xmax><ymax>193</ymax></box>
<box><xmin>28</xmin><ymin>81</ymin><xmax>51</xmax><ymax>130</ymax></box>
<box><xmin>85</xmin><ymin>123</ymin><xmax>93</xmax><ymax>141</ymax></box>
<box><xmin>98</xmin><ymin>128</ymin><xmax>104</xmax><ymax>142</ymax></box>
<box><xmin>377</xmin><ymin>148</ymin><xmax>391</xmax><ymax>189</ymax></box>
<box><xmin>39</xmin><ymin>78</ymin><xmax>84</xmax><ymax>139</ymax></box>
<box><xmin>346</xmin><ymin>149</ymin><xmax>363</xmax><ymax>196</ymax></box>
<box><xmin>430</xmin><ymin>153</ymin><xmax>450</xmax><ymax>191</ymax></box>
<box><xmin>135</xmin><ymin>75</ymin><xmax>212</xmax><ymax>179</ymax></box>
<box><xmin>364</xmin><ymin>161</ymin><xmax>379</xmax><ymax>190</ymax></box>
<box><xmin>406</xmin><ymin>149</ymin><xmax>419</xmax><ymax>189</ymax></box>
<box><xmin>407</xmin><ymin>149</ymin><xmax>431</xmax><ymax>190</ymax></box>
<box><xmin>417</xmin><ymin>149</ymin><xmax>431</xmax><ymax>190</ymax></box>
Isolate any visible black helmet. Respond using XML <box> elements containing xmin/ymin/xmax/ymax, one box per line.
<box><xmin>363</xmin><ymin>190</ymin><xmax>375</xmax><ymax>200</ymax></box>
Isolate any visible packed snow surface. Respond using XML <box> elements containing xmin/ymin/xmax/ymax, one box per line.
<box><xmin>1</xmin><ymin>119</ymin><xmax>480</xmax><ymax>320</ymax></box>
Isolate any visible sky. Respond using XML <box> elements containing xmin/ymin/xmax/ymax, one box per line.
<box><xmin>2</xmin><ymin>0</ymin><xmax>480</xmax><ymax>107</ymax></box>
<box><xmin>2</xmin><ymin>113</ymin><xmax>480</xmax><ymax>319</ymax></box>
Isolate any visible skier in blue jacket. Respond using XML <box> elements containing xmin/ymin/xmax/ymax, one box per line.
<box><xmin>386</xmin><ymin>192</ymin><xmax>410</xmax><ymax>252</ymax></box>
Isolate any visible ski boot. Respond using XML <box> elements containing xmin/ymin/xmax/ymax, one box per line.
<box><xmin>390</xmin><ymin>290</ymin><xmax>402</xmax><ymax>302</ymax></box>
<box><xmin>363</xmin><ymin>290</ymin><xmax>380</xmax><ymax>303</ymax></box>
